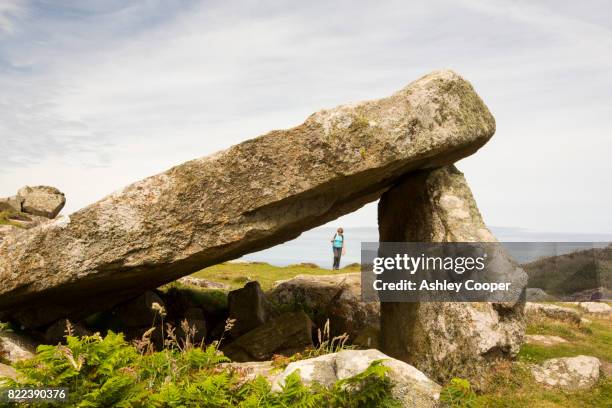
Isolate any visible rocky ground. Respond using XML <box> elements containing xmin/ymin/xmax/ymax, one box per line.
<box><xmin>2</xmin><ymin>263</ymin><xmax>610</xmax><ymax>407</ymax></box>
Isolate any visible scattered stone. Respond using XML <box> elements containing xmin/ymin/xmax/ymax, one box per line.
<box><xmin>272</xmin><ymin>349</ymin><xmax>441</xmax><ymax>407</ymax></box>
<box><xmin>0</xmin><ymin>70</ymin><xmax>496</xmax><ymax>328</ymax></box>
<box><xmin>268</xmin><ymin>273</ymin><xmax>379</xmax><ymax>340</ymax></box>
<box><xmin>178</xmin><ymin>276</ymin><xmax>229</xmax><ymax>290</ymax></box>
<box><xmin>228</xmin><ymin>281</ymin><xmax>272</xmax><ymax>338</ymax></box>
<box><xmin>179</xmin><ymin>307</ymin><xmax>207</xmax><ymax>344</ymax></box>
<box><xmin>524</xmin><ymin>334</ymin><xmax>568</xmax><ymax>346</ymax></box>
<box><xmin>17</xmin><ymin>186</ymin><xmax>65</xmax><ymax>219</ymax></box>
<box><xmin>110</xmin><ymin>291</ymin><xmax>166</xmax><ymax>328</ymax></box>
<box><xmin>43</xmin><ymin>319</ymin><xmax>91</xmax><ymax>344</ymax></box>
<box><xmin>531</xmin><ymin>355</ymin><xmax>601</xmax><ymax>391</ymax></box>
<box><xmin>223</xmin><ymin>311</ymin><xmax>313</xmax><ymax>362</ymax></box>
<box><xmin>525</xmin><ymin>302</ymin><xmax>582</xmax><ymax>324</ymax></box>
<box><xmin>221</xmin><ymin>360</ymin><xmax>276</xmax><ymax>384</ymax></box>
<box><xmin>576</xmin><ymin>302</ymin><xmax>611</xmax><ymax>314</ymax></box>
<box><xmin>378</xmin><ymin>165</ymin><xmax>526</xmax><ymax>386</ymax></box>
<box><xmin>0</xmin><ymin>332</ymin><xmax>36</xmax><ymax>363</ymax></box>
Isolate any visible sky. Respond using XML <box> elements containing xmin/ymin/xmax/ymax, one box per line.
<box><xmin>0</xmin><ymin>0</ymin><xmax>611</xmax><ymax>234</ymax></box>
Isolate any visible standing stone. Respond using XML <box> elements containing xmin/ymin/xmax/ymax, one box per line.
<box><xmin>227</xmin><ymin>281</ymin><xmax>273</xmax><ymax>337</ymax></box>
<box><xmin>223</xmin><ymin>311</ymin><xmax>313</xmax><ymax>362</ymax></box>
<box><xmin>378</xmin><ymin>165</ymin><xmax>526</xmax><ymax>386</ymax></box>
<box><xmin>0</xmin><ymin>70</ymin><xmax>496</xmax><ymax>328</ymax></box>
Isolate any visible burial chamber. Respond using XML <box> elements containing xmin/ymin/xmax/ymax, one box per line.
<box><xmin>0</xmin><ymin>70</ymin><xmax>496</xmax><ymax>328</ymax></box>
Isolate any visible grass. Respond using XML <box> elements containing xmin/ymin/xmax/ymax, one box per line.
<box><xmin>474</xmin><ymin>312</ymin><xmax>612</xmax><ymax>407</ymax></box>
<box><xmin>190</xmin><ymin>261</ymin><xmax>360</xmax><ymax>291</ymax></box>
<box><xmin>0</xmin><ymin>210</ymin><xmax>23</xmax><ymax>228</ymax></box>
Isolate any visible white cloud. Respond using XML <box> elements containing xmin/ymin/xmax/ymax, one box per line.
<box><xmin>0</xmin><ymin>0</ymin><xmax>610</xmax><ymax>234</ymax></box>
<box><xmin>0</xmin><ymin>0</ymin><xmax>25</xmax><ymax>35</ymax></box>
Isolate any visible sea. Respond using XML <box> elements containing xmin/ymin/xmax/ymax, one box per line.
<box><xmin>240</xmin><ymin>226</ymin><xmax>612</xmax><ymax>268</ymax></box>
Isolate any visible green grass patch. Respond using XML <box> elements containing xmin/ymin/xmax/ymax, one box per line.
<box><xmin>0</xmin><ymin>210</ymin><xmax>23</xmax><ymax>228</ymax></box>
<box><xmin>520</xmin><ymin>316</ymin><xmax>612</xmax><ymax>364</ymax></box>
<box><xmin>191</xmin><ymin>261</ymin><xmax>360</xmax><ymax>291</ymax></box>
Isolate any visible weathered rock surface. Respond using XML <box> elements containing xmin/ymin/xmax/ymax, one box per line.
<box><xmin>17</xmin><ymin>186</ymin><xmax>65</xmax><ymax>219</ymax></box>
<box><xmin>272</xmin><ymin>349</ymin><xmax>441</xmax><ymax>407</ymax></box>
<box><xmin>0</xmin><ymin>70</ymin><xmax>495</xmax><ymax>328</ymax></box>
<box><xmin>267</xmin><ymin>273</ymin><xmax>379</xmax><ymax>340</ymax></box>
<box><xmin>531</xmin><ymin>355</ymin><xmax>601</xmax><ymax>390</ymax></box>
<box><xmin>178</xmin><ymin>276</ymin><xmax>230</xmax><ymax>290</ymax></box>
<box><xmin>525</xmin><ymin>302</ymin><xmax>582</xmax><ymax>324</ymax></box>
<box><xmin>0</xmin><ymin>332</ymin><xmax>36</xmax><ymax>363</ymax></box>
<box><xmin>576</xmin><ymin>301</ymin><xmax>611</xmax><ymax>314</ymax></box>
<box><xmin>524</xmin><ymin>334</ymin><xmax>568</xmax><ymax>346</ymax></box>
<box><xmin>223</xmin><ymin>311</ymin><xmax>313</xmax><ymax>362</ymax></box>
<box><xmin>43</xmin><ymin>319</ymin><xmax>91</xmax><ymax>345</ymax></box>
<box><xmin>379</xmin><ymin>165</ymin><xmax>526</xmax><ymax>386</ymax></box>
<box><xmin>228</xmin><ymin>281</ymin><xmax>272</xmax><ymax>337</ymax></box>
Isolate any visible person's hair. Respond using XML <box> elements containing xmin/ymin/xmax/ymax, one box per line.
<box><xmin>337</xmin><ymin>227</ymin><xmax>344</xmax><ymax>234</ymax></box>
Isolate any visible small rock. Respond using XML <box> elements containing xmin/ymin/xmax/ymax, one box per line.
<box><xmin>111</xmin><ymin>291</ymin><xmax>166</xmax><ymax>328</ymax></box>
<box><xmin>17</xmin><ymin>185</ymin><xmax>65</xmax><ymax>219</ymax></box>
<box><xmin>525</xmin><ymin>302</ymin><xmax>582</xmax><ymax>324</ymax></box>
<box><xmin>531</xmin><ymin>355</ymin><xmax>601</xmax><ymax>391</ymax></box>
<box><xmin>178</xmin><ymin>307</ymin><xmax>207</xmax><ymax>344</ymax></box>
<box><xmin>272</xmin><ymin>349</ymin><xmax>441</xmax><ymax>407</ymax></box>
<box><xmin>576</xmin><ymin>302</ymin><xmax>611</xmax><ymax>314</ymax></box>
<box><xmin>524</xmin><ymin>334</ymin><xmax>568</xmax><ymax>346</ymax></box>
<box><xmin>221</xmin><ymin>360</ymin><xmax>277</xmax><ymax>383</ymax></box>
<box><xmin>526</xmin><ymin>288</ymin><xmax>556</xmax><ymax>302</ymax></box>
<box><xmin>228</xmin><ymin>281</ymin><xmax>272</xmax><ymax>338</ymax></box>
<box><xmin>178</xmin><ymin>276</ymin><xmax>229</xmax><ymax>290</ymax></box>
<box><xmin>223</xmin><ymin>311</ymin><xmax>313</xmax><ymax>362</ymax></box>
<box><xmin>0</xmin><ymin>332</ymin><xmax>36</xmax><ymax>363</ymax></box>
<box><xmin>44</xmin><ymin>319</ymin><xmax>91</xmax><ymax>344</ymax></box>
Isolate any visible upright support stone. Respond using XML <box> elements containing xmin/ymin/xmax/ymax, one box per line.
<box><xmin>378</xmin><ymin>165</ymin><xmax>526</xmax><ymax>386</ymax></box>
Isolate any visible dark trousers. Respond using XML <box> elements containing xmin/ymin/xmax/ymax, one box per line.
<box><xmin>333</xmin><ymin>247</ymin><xmax>342</xmax><ymax>269</ymax></box>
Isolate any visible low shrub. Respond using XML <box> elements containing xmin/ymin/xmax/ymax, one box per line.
<box><xmin>1</xmin><ymin>330</ymin><xmax>399</xmax><ymax>407</ymax></box>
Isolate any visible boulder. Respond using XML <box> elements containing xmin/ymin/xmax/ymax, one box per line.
<box><xmin>525</xmin><ymin>302</ymin><xmax>582</xmax><ymax>324</ymax></box>
<box><xmin>17</xmin><ymin>186</ymin><xmax>65</xmax><ymax>219</ymax></box>
<box><xmin>109</xmin><ymin>291</ymin><xmax>166</xmax><ymax>328</ymax></box>
<box><xmin>0</xmin><ymin>70</ymin><xmax>496</xmax><ymax>328</ymax></box>
<box><xmin>43</xmin><ymin>319</ymin><xmax>92</xmax><ymax>344</ymax></box>
<box><xmin>378</xmin><ymin>165</ymin><xmax>526</xmax><ymax>386</ymax></box>
<box><xmin>272</xmin><ymin>349</ymin><xmax>441</xmax><ymax>407</ymax></box>
<box><xmin>178</xmin><ymin>307</ymin><xmax>207</xmax><ymax>344</ymax></box>
<box><xmin>576</xmin><ymin>301</ymin><xmax>611</xmax><ymax>314</ymax></box>
<box><xmin>223</xmin><ymin>311</ymin><xmax>313</xmax><ymax>362</ymax></box>
<box><xmin>268</xmin><ymin>273</ymin><xmax>379</xmax><ymax>341</ymax></box>
<box><xmin>524</xmin><ymin>334</ymin><xmax>568</xmax><ymax>346</ymax></box>
<box><xmin>228</xmin><ymin>281</ymin><xmax>272</xmax><ymax>337</ymax></box>
<box><xmin>0</xmin><ymin>196</ymin><xmax>23</xmax><ymax>213</ymax></box>
<box><xmin>0</xmin><ymin>332</ymin><xmax>36</xmax><ymax>363</ymax></box>
<box><xmin>530</xmin><ymin>355</ymin><xmax>601</xmax><ymax>391</ymax></box>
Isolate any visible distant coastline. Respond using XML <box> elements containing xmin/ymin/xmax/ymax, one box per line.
<box><xmin>241</xmin><ymin>226</ymin><xmax>612</xmax><ymax>268</ymax></box>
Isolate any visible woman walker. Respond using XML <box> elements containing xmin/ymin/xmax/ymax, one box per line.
<box><xmin>331</xmin><ymin>227</ymin><xmax>345</xmax><ymax>270</ymax></box>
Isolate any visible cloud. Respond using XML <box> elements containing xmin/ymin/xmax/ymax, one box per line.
<box><xmin>0</xmin><ymin>0</ymin><xmax>610</xmax><ymax>234</ymax></box>
<box><xmin>0</xmin><ymin>0</ymin><xmax>25</xmax><ymax>35</ymax></box>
